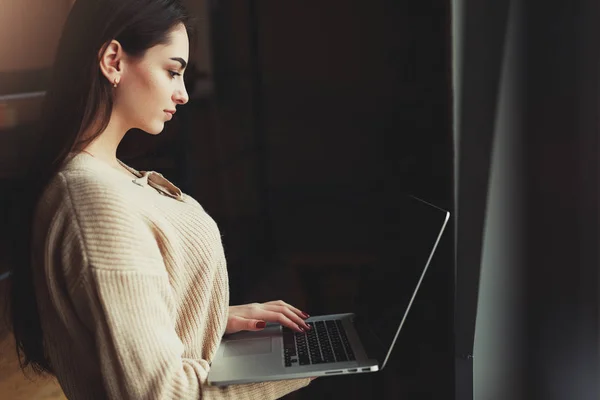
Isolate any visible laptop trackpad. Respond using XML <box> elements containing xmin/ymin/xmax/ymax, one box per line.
<box><xmin>223</xmin><ymin>337</ymin><xmax>273</xmax><ymax>357</ymax></box>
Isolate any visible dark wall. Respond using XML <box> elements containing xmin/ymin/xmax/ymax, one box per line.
<box><xmin>522</xmin><ymin>1</ymin><xmax>599</xmax><ymax>398</ymax></box>
<box><xmin>207</xmin><ymin>1</ymin><xmax>454</xmax><ymax>399</ymax></box>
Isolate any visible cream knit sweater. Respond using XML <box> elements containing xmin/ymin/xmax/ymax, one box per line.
<box><xmin>31</xmin><ymin>152</ymin><xmax>310</xmax><ymax>399</ymax></box>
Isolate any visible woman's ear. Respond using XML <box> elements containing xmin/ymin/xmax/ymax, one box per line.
<box><xmin>98</xmin><ymin>40</ymin><xmax>124</xmax><ymax>86</ymax></box>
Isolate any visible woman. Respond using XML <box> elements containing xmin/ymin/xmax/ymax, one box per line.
<box><xmin>6</xmin><ymin>0</ymin><xmax>313</xmax><ymax>398</ymax></box>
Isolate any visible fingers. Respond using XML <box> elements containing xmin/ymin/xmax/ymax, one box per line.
<box><xmin>262</xmin><ymin>304</ymin><xmax>311</xmax><ymax>332</ymax></box>
<box><xmin>227</xmin><ymin>301</ymin><xmax>311</xmax><ymax>334</ymax></box>
<box><xmin>255</xmin><ymin>309</ymin><xmax>308</xmax><ymax>333</ymax></box>
<box><xmin>263</xmin><ymin>300</ymin><xmax>310</xmax><ymax>320</ymax></box>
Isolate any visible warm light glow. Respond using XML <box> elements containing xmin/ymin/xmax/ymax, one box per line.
<box><xmin>0</xmin><ymin>0</ymin><xmax>73</xmax><ymax>72</ymax></box>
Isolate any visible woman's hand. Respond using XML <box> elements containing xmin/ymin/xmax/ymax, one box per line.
<box><xmin>226</xmin><ymin>300</ymin><xmax>311</xmax><ymax>335</ymax></box>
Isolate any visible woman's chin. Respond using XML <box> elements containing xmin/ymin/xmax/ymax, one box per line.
<box><xmin>144</xmin><ymin>123</ymin><xmax>165</xmax><ymax>135</ymax></box>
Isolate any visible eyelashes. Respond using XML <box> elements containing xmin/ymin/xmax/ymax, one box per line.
<box><xmin>168</xmin><ymin>70</ymin><xmax>182</xmax><ymax>78</ymax></box>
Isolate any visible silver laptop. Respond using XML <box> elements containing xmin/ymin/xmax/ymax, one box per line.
<box><xmin>208</xmin><ymin>195</ymin><xmax>450</xmax><ymax>386</ymax></box>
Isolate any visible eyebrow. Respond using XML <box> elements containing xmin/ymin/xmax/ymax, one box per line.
<box><xmin>170</xmin><ymin>57</ymin><xmax>187</xmax><ymax>69</ymax></box>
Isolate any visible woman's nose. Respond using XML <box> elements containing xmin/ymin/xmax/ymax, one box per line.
<box><xmin>173</xmin><ymin>84</ymin><xmax>189</xmax><ymax>105</ymax></box>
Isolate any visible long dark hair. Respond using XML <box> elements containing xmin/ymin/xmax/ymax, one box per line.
<box><xmin>2</xmin><ymin>0</ymin><xmax>194</xmax><ymax>376</ymax></box>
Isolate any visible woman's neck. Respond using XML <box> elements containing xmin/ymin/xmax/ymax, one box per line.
<box><xmin>80</xmin><ymin>115</ymin><xmax>129</xmax><ymax>168</ymax></box>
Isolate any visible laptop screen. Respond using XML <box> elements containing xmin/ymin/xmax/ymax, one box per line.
<box><xmin>352</xmin><ymin>195</ymin><xmax>450</xmax><ymax>368</ymax></box>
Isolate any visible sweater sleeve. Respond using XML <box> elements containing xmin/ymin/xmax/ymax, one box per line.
<box><xmin>58</xmin><ymin>175</ymin><xmax>311</xmax><ymax>399</ymax></box>
<box><xmin>79</xmin><ymin>268</ymin><xmax>309</xmax><ymax>400</ymax></box>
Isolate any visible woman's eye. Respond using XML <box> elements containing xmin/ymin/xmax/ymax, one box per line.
<box><xmin>168</xmin><ymin>70</ymin><xmax>181</xmax><ymax>78</ymax></box>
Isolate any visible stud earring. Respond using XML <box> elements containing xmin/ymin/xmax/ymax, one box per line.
<box><xmin>113</xmin><ymin>77</ymin><xmax>120</xmax><ymax>88</ymax></box>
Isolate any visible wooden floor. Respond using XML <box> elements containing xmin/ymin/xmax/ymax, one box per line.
<box><xmin>0</xmin><ymin>279</ymin><xmax>67</xmax><ymax>400</ymax></box>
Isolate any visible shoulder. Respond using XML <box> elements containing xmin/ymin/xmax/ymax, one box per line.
<box><xmin>41</xmin><ymin>165</ymin><xmax>136</xmax><ymax>217</ymax></box>
<box><xmin>41</xmin><ymin>154</ymin><xmax>135</xmax><ymax>211</ymax></box>
<box><xmin>61</xmin><ymin>169</ymin><xmax>128</xmax><ymax>202</ymax></box>
<box><xmin>37</xmin><ymin>165</ymin><xmax>165</xmax><ymax>273</ymax></box>
<box><xmin>36</xmin><ymin>158</ymin><xmax>146</xmax><ymax>242</ymax></box>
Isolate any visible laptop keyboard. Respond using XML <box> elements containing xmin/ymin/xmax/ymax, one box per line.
<box><xmin>282</xmin><ymin>319</ymin><xmax>356</xmax><ymax>367</ymax></box>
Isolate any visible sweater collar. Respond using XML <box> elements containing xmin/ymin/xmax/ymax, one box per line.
<box><xmin>118</xmin><ymin>160</ymin><xmax>183</xmax><ymax>201</ymax></box>
<box><xmin>67</xmin><ymin>152</ymin><xmax>184</xmax><ymax>201</ymax></box>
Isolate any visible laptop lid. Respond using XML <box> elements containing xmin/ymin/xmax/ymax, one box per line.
<box><xmin>353</xmin><ymin>195</ymin><xmax>450</xmax><ymax>369</ymax></box>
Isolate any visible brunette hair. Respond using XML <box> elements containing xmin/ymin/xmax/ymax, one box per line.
<box><xmin>2</xmin><ymin>0</ymin><xmax>194</xmax><ymax>376</ymax></box>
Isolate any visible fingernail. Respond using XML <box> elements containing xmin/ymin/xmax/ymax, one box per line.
<box><xmin>302</xmin><ymin>312</ymin><xmax>310</xmax><ymax>319</ymax></box>
<box><xmin>297</xmin><ymin>325</ymin><xmax>305</xmax><ymax>332</ymax></box>
<box><xmin>256</xmin><ymin>321</ymin><xmax>266</xmax><ymax>329</ymax></box>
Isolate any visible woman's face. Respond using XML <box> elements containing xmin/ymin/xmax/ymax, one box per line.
<box><xmin>114</xmin><ymin>23</ymin><xmax>190</xmax><ymax>135</ymax></box>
